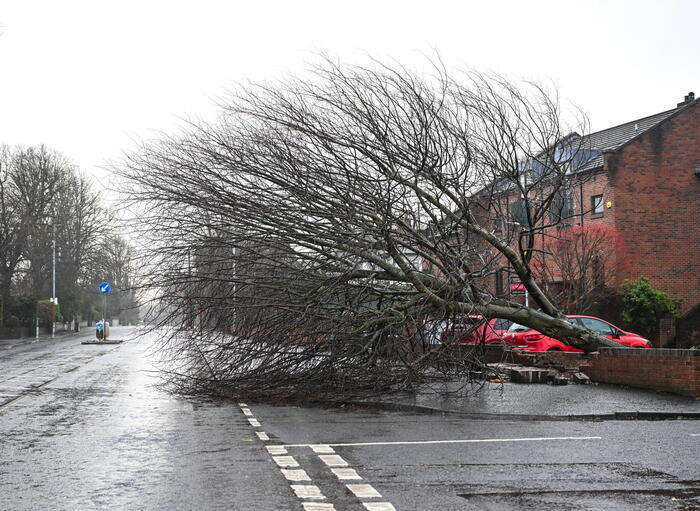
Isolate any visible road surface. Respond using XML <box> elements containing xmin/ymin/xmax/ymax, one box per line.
<box><xmin>1</xmin><ymin>327</ymin><xmax>698</xmax><ymax>510</ymax></box>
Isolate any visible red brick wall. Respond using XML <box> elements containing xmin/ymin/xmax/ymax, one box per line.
<box><xmin>511</xmin><ymin>346</ymin><xmax>699</xmax><ymax>397</ymax></box>
<box><xmin>583</xmin><ymin>348</ymin><xmax>700</xmax><ymax>397</ymax></box>
<box><xmin>575</xmin><ymin>170</ymin><xmax>616</xmax><ymax>227</ymax></box>
<box><xmin>606</xmin><ymin>102</ymin><xmax>700</xmax><ymax>312</ymax></box>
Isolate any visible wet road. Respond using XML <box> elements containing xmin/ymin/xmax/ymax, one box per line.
<box><xmin>1</xmin><ymin>327</ymin><xmax>698</xmax><ymax>510</ymax></box>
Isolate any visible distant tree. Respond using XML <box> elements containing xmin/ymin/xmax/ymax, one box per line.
<box><xmin>0</xmin><ymin>144</ymin><xmax>134</xmax><ymax>329</ymax></box>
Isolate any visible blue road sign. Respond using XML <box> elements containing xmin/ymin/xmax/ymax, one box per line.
<box><xmin>99</xmin><ymin>282</ymin><xmax>112</xmax><ymax>294</ymax></box>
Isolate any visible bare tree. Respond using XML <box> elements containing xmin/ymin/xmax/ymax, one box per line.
<box><xmin>532</xmin><ymin>224</ymin><xmax>627</xmax><ymax>314</ymax></box>
<box><xmin>117</xmin><ymin>59</ymin><xmax>625</xmax><ymax>400</ymax></box>
<box><xmin>0</xmin><ymin>144</ymin><xmax>130</xmax><ymax>329</ymax></box>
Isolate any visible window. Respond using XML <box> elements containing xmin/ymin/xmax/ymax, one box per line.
<box><xmin>509</xmin><ymin>199</ymin><xmax>530</xmax><ymax>227</ymax></box>
<box><xmin>578</xmin><ymin>317</ymin><xmax>615</xmax><ymax>336</ymax></box>
<box><xmin>549</xmin><ymin>190</ymin><xmax>574</xmax><ymax>223</ymax></box>
<box><xmin>495</xmin><ymin>269</ymin><xmax>503</xmax><ymax>295</ymax></box>
<box><xmin>591</xmin><ymin>195</ymin><xmax>604</xmax><ymax>217</ymax></box>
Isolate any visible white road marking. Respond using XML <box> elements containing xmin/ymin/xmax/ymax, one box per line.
<box><xmin>331</xmin><ymin>468</ymin><xmax>362</xmax><ymax>480</ymax></box>
<box><xmin>283</xmin><ymin>436</ymin><xmax>601</xmax><ymax>448</ymax></box>
<box><xmin>256</xmin><ymin>431</ymin><xmax>270</xmax><ymax>441</ymax></box>
<box><xmin>238</xmin><ymin>402</ymin><xmax>247</xmax><ymax>407</ymax></box>
<box><xmin>690</xmin><ymin>434</ymin><xmax>699</xmax><ymax>437</ymax></box>
<box><xmin>319</xmin><ymin>454</ymin><xmax>348</xmax><ymax>467</ymax></box>
<box><xmin>273</xmin><ymin>455</ymin><xmax>300</xmax><ymax>468</ymax></box>
<box><xmin>242</xmin><ymin>408</ymin><xmax>254</xmax><ymax>416</ymax></box>
<box><xmin>281</xmin><ymin>469</ymin><xmax>311</xmax><ymax>481</ymax></box>
<box><xmin>266</xmin><ymin>445</ymin><xmax>288</xmax><ymax>455</ymax></box>
<box><xmin>363</xmin><ymin>503</ymin><xmax>396</xmax><ymax>511</ymax></box>
<box><xmin>310</xmin><ymin>444</ymin><xmax>335</xmax><ymax>453</ymax></box>
<box><xmin>303</xmin><ymin>502</ymin><xmax>335</xmax><ymax>510</ymax></box>
<box><xmin>347</xmin><ymin>484</ymin><xmax>382</xmax><ymax>498</ymax></box>
<box><xmin>291</xmin><ymin>485</ymin><xmax>325</xmax><ymax>499</ymax></box>
<box><xmin>248</xmin><ymin>418</ymin><xmax>261</xmax><ymax>427</ymax></box>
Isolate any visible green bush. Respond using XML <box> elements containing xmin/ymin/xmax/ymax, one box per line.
<box><xmin>621</xmin><ymin>278</ymin><xmax>680</xmax><ymax>341</ymax></box>
<box><xmin>5</xmin><ymin>296</ymin><xmax>37</xmax><ymax>327</ymax></box>
<box><xmin>5</xmin><ymin>315</ymin><xmax>20</xmax><ymax>328</ymax></box>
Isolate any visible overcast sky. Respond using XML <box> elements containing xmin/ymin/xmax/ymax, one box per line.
<box><xmin>0</xmin><ymin>0</ymin><xmax>698</xmax><ymax>190</ymax></box>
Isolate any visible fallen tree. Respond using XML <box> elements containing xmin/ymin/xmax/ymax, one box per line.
<box><xmin>117</xmin><ymin>58</ymin><xmax>624</xmax><ymax>400</ymax></box>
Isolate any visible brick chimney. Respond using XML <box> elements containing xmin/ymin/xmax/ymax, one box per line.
<box><xmin>677</xmin><ymin>91</ymin><xmax>695</xmax><ymax>107</ymax></box>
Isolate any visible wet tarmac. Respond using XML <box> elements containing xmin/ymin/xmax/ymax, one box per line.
<box><xmin>0</xmin><ymin>328</ymin><xmax>295</xmax><ymax>510</ymax></box>
<box><xmin>1</xmin><ymin>327</ymin><xmax>698</xmax><ymax>510</ymax></box>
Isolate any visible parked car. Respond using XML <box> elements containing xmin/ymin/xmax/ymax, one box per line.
<box><xmin>438</xmin><ymin>316</ymin><xmax>515</xmax><ymax>345</ymax></box>
<box><xmin>505</xmin><ymin>315</ymin><xmax>652</xmax><ymax>352</ymax></box>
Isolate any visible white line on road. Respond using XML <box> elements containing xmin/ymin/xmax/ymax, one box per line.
<box><xmin>303</xmin><ymin>503</ymin><xmax>335</xmax><ymax>511</ymax></box>
<box><xmin>266</xmin><ymin>445</ymin><xmax>288</xmax><ymax>455</ymax></box>
<box><xmin>690</xmin><ymin>434</ymin><xmax>699</xmax><ymax>437</ymax></box>
<box><xmin>283</xmin><ymin>436</ymin><xmax>602</xmax><ymax>448</ymax></box>
<box><xmin>242</xmin><ymin>408</ymin><xmax>254</xmax><ymax>416</ymax></box>
<box><xmin>273</xmin><ymin>455</ymin><xmax>300</xmax><ymax>468</ymax></box>
<box><xmin>362</xmin><ymin>503</ymin><xmax>396</xmax><ymax>511</ymax></box>
<box><xmin>347</xmin><ymin>484</ymin><xmax>382</xmax><ymax>498</ymax></box>
<box><xmin>248</xmin><ymin>418</ymin><xmax>261</xmax><ymax>427</ymax></box>
<box><xmin>331</xmin><ymin>468</ymin><xmax>362</xmax><ymax>480</ymax></box>
<box><xmin>291</xmin><ymin>485</ymin><xmax>325</xmax><ymax>499</ymax></box>
<box><xmin>318</xmin><ymin>454</ymin><xmax>349</xmax><ymax>467</ymax></box>
<box><xmin>310</xmin><ymin>444</ymin><xmax>335</xmax><ymax>453</ymax></box>
<box><xmin>281</xmin><ymin>469</ymin><xmax>311</xmax><ymax>481</ymax></box>
<box><xmin>256</xmin><ymin>431</ymin><xmax>270</xmax><ymax>441</ymax></box>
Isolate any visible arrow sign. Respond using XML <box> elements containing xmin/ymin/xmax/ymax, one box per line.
<box><xmin>99</xmin><ymin>282</ymin><xmax>112</xmax><ymax>294</ymax></box>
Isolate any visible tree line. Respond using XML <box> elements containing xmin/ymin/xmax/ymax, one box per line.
<box><xmin>0</xmin><ymin>144</ymin><xmax>137</xmax><ymax>331</ymax></box>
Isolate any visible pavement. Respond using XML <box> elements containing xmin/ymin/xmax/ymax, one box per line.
<box><xmin>358</xmin><ymin>380</ymin><xmax>700</xmax><ymax>420</ymax></box>
<box><xmin>1</xmin><ymin>327</ymin><xmax>699</xmax><ymax>510</ymax></box>
<box><xmin>0</xmin><ymin>329</ymin><xmax>86</xmax><ymax>350</ymax></box>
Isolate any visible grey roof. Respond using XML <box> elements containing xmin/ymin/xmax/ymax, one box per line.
<box><xmin>575</xmin><ymin>106</ymin><xmax>681</xmax><ymax>171</ymax></box>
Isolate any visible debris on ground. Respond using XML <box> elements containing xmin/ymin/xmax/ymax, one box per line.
<box><xmin>487</xmin><ymin>362</ymin><xmax>593</xmax><ymax>385</ymax></box>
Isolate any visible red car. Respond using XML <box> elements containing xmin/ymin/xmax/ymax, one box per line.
<box><xmin>505</xmin><ymin>315</ymin><xmax>652</xmax><ymax>352</ymax></box>
<box><xmin>438</xmin><ymin>316</ymin><xmax>515</xmax><ymax>345</ymax></box>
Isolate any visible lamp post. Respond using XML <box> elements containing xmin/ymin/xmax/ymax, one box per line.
<box><xmin>51</xmin><ymin>220</ymin><xmax>56</xmax><ymax>338</ymax></box>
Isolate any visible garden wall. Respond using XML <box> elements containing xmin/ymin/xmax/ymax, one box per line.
<box><xmin>513</xmin><ymin>347</ymin><xmax>699</xmax><ymax>398</ymax></box>
<box><xmin>585</xmin><ymin>347</ymin><xmax>699</xmax><ymax>398</ymax></box>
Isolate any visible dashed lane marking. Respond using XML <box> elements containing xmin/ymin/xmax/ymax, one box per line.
<box><xmin>266</xmin><ymin>445</ymin><xmax>288</xmax><ymax>455</ymax></box>
<box><xmin>318</xmin><ymin>454</ymin><xmax>349</xmax><ymax>467</ymax></box>
<box><xmin>283</xmin><ymin>436</ymin><xmax>602</xmax><ymax>448</ymax></box>
<box><xmin>347</xmin><ymin>484</ymin><xmax>382</xmax><ymax>499</ymax></box>
<box><xmin>290</xmin><ymin>485</ymin><xmax>325</xmax><ymax>499</ymax></box>
<box><xmin>303</xmin><ymin>502</ymin><xmax>335</xmax><ymax>510</ymax></box>
<box><xmin>273</xmin><ymin>455</ymin><xmax>300</xmax><ymax>468</ymax></box>
<box><xmin>281</xmin><ymin>469</ymin><xmax>311</xmax><ymax>481</ymax></box>
<box><xmin>362</xmin><ymin>503</ymin><xmax>396</xmax><ymax>511</ymax></box>
<box><xmin>310</xmin><ymin>444</ymin><xmax>335</xmax><ymax>453</ymax></box>
<box><xmin>691</xmin><ymin>434</ymin><xmax>699</xmax><ymax>436</ymax></box>
<box><xmin>331</xmin><ymin>468</ymin><xmax>362</xmax><ymax>480</ymax></box>
<box><xmin>240</xmin><ymin>406</ymin><xmax>341</xmax><ymax>509</ymax></box>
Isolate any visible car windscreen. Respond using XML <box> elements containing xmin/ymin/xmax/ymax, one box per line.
<box><xmin>507</xmin><ymin>322</ymin><xmax>532</xmax><ymax>333</ymax></box>
<box><xmin>493</xmin><ymin>318</ymin><xmax>513</xmax><ymax>331</ymax></box>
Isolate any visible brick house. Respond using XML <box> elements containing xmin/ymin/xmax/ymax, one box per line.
<box><xmin>570</xmin><ymin>92</ymin><xmax>698</xmax><ymax>313</ymax></box>
<box><xmin>480</xmin><ymin>92</ymin><xmax>698</xmax><ymax>343</ymax></box>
